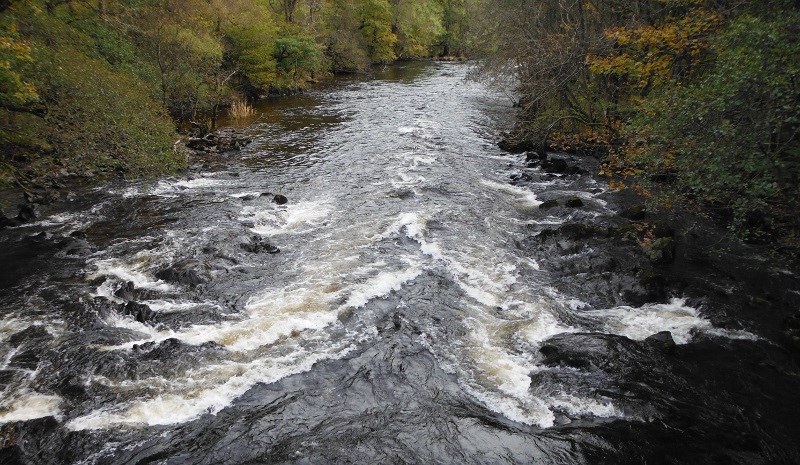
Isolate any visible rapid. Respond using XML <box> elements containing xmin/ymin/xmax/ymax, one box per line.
<box><xmin>1</xmin><ymin>61</ymin><xmax>797</xmax><ymax>464</ymax></box>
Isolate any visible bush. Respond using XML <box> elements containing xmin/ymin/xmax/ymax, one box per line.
<box><xmin>623</xmin><ymin>11</ymin><xmax>800</xmax><ymax>243</ymax></box>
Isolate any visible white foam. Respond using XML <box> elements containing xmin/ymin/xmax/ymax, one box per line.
<box><xmin>384</xmin><ymin>212</ymin><xmax>521</xmax><ymax>308</ymax></box>
<box><xmin>142</xmin><ymin>300</ymin><xmax>221</xmax><ymax>313</ymax></box>
<box><xmin>91</xmin><ymin>259</ymin><xmax>174</xmax><ymax>293</ymax></box>
<box><xmin>458</xmin><ymin>332</ymin><xmax>556</xmax><ymax>427</ymax></box>
<box><xmin>584</xmin><ymin>298</ymin><xmax>711</xmax><ymax>344</ymax></box>
<box><xmin>104</xmin><ymin>287</ymin><xmax>340</xmax><ymax>352</ymax></box>
<box><xmin>0</xmin><ymin>318</ymin><xmax>30</xmax><ymax>344</ymax></box>
<box><xmin>548</xmin><ymin>392</ymin><xmax>620</xmax><ymax>418</ymax></box>
<box><xmin>243</xmin><ymin>200</ymin><xmax>331</xmax><ymax>236</ymax></box>
<box><xmin>481</xmin><ymin>179</ymin><xmax>541</xmax><ymax>208</ymax></box>
<box><xmin>519</xmin><ymin>309</ymin><xmax>574</xmax><ymax>343</ymax></box>
<box><xmin>230</xmin><ymin>191</ymin><xmax>265</xmax><ymax>199</ymax></box>
<box><xmin>68</xmin><ymin>343</ymin><xmax>354</xmax><ymax>430</ymax></box>
<box><xmin>411</xmin><ymin>155</ymin><xmax>436</xmax><ymax>166</ymax></box>
<box><xmin>341</xmin><ymin>263</ymin><xmax>422</xmax><ymax>309</ymax></box>
<box><xmin>0</xmin><ymin>393</ymin><xmax>62</xmax><ymax>424</ymax></box>
<box><xmin>468</xmin><ymin>385</ymin><xmax>556</xmax><ymax>427</ymax></box>
<box><xmin>119</xmin><ymin>177</ymin><xmax>233</xmax><ymax>198</ymax></box>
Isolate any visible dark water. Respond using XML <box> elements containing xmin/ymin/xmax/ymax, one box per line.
<box><xmin>1</xmin><ymin>62</ymin><xmax>799</xmax><ymax>464</ymax></box>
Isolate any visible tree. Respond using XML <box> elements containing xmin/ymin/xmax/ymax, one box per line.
<box><xmin>613</xmin><ymin>9</ymin><xmax>800</xmax><ymax>243</ymax></box>
<box><xmin>0</xmin><ymin>23</ymin><xmax>39</xmax><ymax>113</ymax></box>
<box><xmin>391</xmin><ymin>0</ymin><xmax>443</xmax><ymax>59</ymax></box>
<box><xmin>359</xmin><ymin>0</ymin><xmax>397</xmax><ymax>63</ymax></box>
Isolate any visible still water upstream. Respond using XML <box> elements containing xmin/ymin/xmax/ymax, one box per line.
<box><xmin>0</xmin><ymin>62</ymin><xmax>792</xmax><ymax>464</ymax></box>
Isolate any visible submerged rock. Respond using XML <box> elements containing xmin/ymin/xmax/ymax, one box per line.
<box><xmin>565</xmin><ymin>196</ymin><xmax>584</xmax><ymax>208</ymax></box>
<box><xmin>539</xmin><ymin>199</ymin><xmax>559</xmax><ymax>210</ymax></box>
<box><xmin>55</xmin><ymin>236</ymin><xmax>93</xmax><ymax>258</ymax></box>
<box><xmin>155</xmin><ymin>259</ymin><xmax>209</xmax><ymax>287</ymax></box>
<box><xmin>272</xmin><ymin>194</ymin><xmax>288</xmax><ymax>205</ymax></box>
<box><xmin>241</xmin><ymin>235</ymin><xmax>280</xmax><ymax>254</ymax></box>
<box><xmin>8</xmin><ymin>325</ymin><xmax>51</xmax><ymax>347</ymax></box>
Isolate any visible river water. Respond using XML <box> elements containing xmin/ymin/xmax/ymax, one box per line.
<box><xmin>1</xmin><ymin>62</ymin><xmax>797</xmax><ymax>464</ymax></box>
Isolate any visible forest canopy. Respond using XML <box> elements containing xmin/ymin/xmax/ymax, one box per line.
<box><xmin>2</xmin><ymin>0</ymin><xmax>798</xmax><ymax>251</ymax></box>
<box><xmin>0</xmin><ymin>0</ymin><xmax>477</xmax><ymax>187</ymax></box>
<box><xmin>478</xmin><ymin>0</ymin><xmax>800</xmax><ymax>249</ymax></box>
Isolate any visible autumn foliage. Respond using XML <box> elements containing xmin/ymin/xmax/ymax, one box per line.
<box><xmin>483</xmin><ymin>0</ymin><xmax>800</xmax><ymax>249</ymax></box>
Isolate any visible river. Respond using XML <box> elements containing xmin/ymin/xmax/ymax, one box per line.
<box><xmin>1</xmin><ymin>61</ymin><xmax>798</xmax><ymax>464</ymax></box>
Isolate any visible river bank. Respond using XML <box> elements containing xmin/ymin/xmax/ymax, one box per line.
<box><xmin>1</xmin><ymin>62</ymin><xmax>799</xmax><ymax>464</ymax></box>
<box><xmin>505</xmin><ymin>151</ymin><xmax>800</xmax><ymax>463</ymax></box>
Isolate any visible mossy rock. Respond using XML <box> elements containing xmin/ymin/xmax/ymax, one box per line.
<box><xmin>621</xmin><ymin>204</ymin><xmax>646</xmax><ymax>220</ymax></box>
<box><xmin>565</xmin><ymin>196</ymin><xmax>584</xmax><ymax>208</ymax></box>
<box><xmin>651</xmin><ymin>221</ymin><xmax>674</xmax><ymax>238</ymax></box>
<box><xmin>643</xmin><ymin>237</ymin><xmax>675</xmax><ymax>263</ymax></box>
<box><xmin>557</xmin><ymin>222</ymin><xmax>608</xmax><ymax>240</ymax></box>
<box><xmin>539</xmin><ymin>199</ymin><xmax>559</xmax><ymax>209</ymax></box>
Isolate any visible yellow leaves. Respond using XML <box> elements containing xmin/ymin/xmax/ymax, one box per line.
<box><xmin>0</xmin><ymin>25</ymin><xmax>39</xmax><ymax>105</ymax></box>
<box><xmin>587</xmin><ymin>7</ymin><xmax>722</xmax><ymax>90</ymax></box>
<box><xmin>608</xmin><ymin>179</ymin><xmax>626</xmax><ymax>191</ymax></box>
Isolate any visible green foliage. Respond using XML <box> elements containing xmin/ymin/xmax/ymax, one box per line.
<box><xmin>1</xmin><ymin>0</ymin><xmax>181</xmax><ymax>185</ymax></box>
<box><xmin>323</xmin><ymin>0</ymin><xmax>372</xmax><ymax>71</ymax></box>
<box><xmin>0</xmin><ymin>0</ymin><xmax>477</xmax><ymax>188</ymax></box>
<box><xmin>0</xmin><ymin>23</ymin><xmax>38</xmax><ymax>107</ymax></box>
<box><xmin>480</xmin><ymin>0</ymin><xmax>800</xmax><ymax>247</ymax></box>
<box><xmin>623</xmin><ymin>10</ymin><xmax>800</xmax><ymax>241</ymax></box>
<box><xmin>358</xmin><ymin>0</ymin><xmax>397</xmax><ymax>63</ymax></box>
<box><xmin>438</xmin><ymin>0</ymin><xmax>471</xmax><ymax>57</ymax></box>
<box><xmin>392</xmin><ymin>0</ymin><xmax>444</xmax><ymax>59</ymax></box>
<box><xmin>273</xmin><ymin>34</ymin><xmax>323</xmax><ymax>87</ymax></box>
<box><xmin>30</xmin><ymin>44</ymin><xmax>181</xmax><ymax>175</ymax></box>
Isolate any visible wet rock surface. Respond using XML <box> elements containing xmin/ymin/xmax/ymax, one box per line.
<box><xmin>510</xmin><ymin>152</ymin><xmax>800</xmax><ymax>464</ymax></box>
<box><xmin>186</xmin><ymin>128</ymin><xmax>252</xmax><ymax>154</ymax></box>
<box><xmin>1</xmin><ymin>64</ymin><xmax>799</xmax><ymax>465</ymax></box>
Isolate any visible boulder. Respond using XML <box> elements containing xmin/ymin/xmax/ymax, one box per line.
<box><xmin>542</xmin><ymin>158</ymin><xmax>569</xmax><ymax>173</ymax></box>
<box><xmin>643</xmin><ymin>237</ymin><xmax>675</xmax><ymax>264</ymax></box>
<box><xmin>186</xmin><ymin>129</ymin><xmax>252</xmax><ymax>154</ymax></box>
<box><xmin>272</xmin><ymin>194</ymin><xmax>288</xmax><ymax>205</ymax></box>
<box><xmin>645</xmin><ymin>331</ymin><xmax>677</xmax><ymax>353</ymax></box>
<box><xmin>114</xmin><ymin>281</ymin><xmax>138</xmax><ymax>301</ymax></box>
<box><xmin>123</xmin><ymin>301</ymin><xmax>154</xmax><ymax>324</ymax></box>
<box><xmin>16</xmin><ymin>205</ymin><xmax>38</xmax><ymax>223</ymax></box>
<box><xmin>0</xmin><ymin>212</ymin><xmax>20</xmax><ymax>228</ymax></box>
<box><xmin>155</xmin><ymin>259</ymin><xmax>208</xmax><ymax>287</ymax></box>
<box><xmin>621</xmin><ymin>204</ymin><xmax>647</xmax><ymax>221</ymax></box>
<box><xmin>241</xmin><ymin>236</ymin><xmax>280</xmax><ymax>254</ymax></box>
<box><xmin>509</xmin><ymin>172</ymin><xmax>533</xmax><ymax>184</ymax></box>
<box><xmin>525</xmin><ymin>150</ymin><xmax>547</xmax><ymax>161</ymax></box>
<box><xmin>539</xmin><ymin>199</ymin><xmax>559</xmax><ymax>210</ymax></box>
<box><xmin>565</xmin><ymin>196</ymin><xmax>584</xmax><ymax>208</ymax></box>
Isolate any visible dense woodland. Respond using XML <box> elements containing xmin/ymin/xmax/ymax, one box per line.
<box><xmin>483</xmin><ymin>0</ymin><xmax>800</xmax><ymax>251</ymax></box>
<box><xmin>0</xmin><ymin>0</ymin><xmax>477</xmax><ymax>182</ymax></box>
<box><xmin>1</xmin><ymin>0</ymin><xmax>799</xmax><ymax>250</ymax></box>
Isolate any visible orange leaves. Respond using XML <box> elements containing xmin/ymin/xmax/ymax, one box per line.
<box><xmin>587</xmin><ymin>6</ymin><xmax>722</xmax><ymax>89</ymax></box>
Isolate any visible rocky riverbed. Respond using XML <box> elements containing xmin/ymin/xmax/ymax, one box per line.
<box><xmin>1</xmin><ymin>62</ymin><xmax>799</xmax><ymax>464</ymax></box>
<box><xmin>506</xmin><ymin>151</ymin><xmax>800</xmax><ymax>463</ymax></box>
